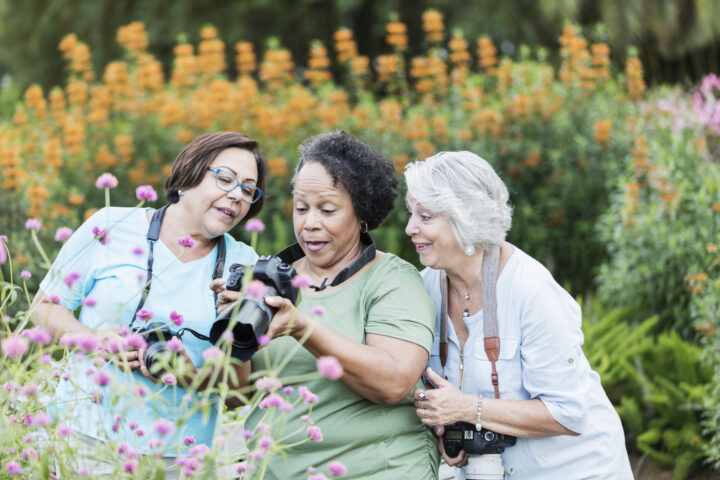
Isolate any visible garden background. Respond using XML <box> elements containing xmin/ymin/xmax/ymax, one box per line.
<box><xmin>1</xmin><ymin>0</ymin><xmax>720</xmax><ymax>478</ymax></box>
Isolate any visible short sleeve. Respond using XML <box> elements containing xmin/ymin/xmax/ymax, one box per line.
<box><xmin>364</xmin><ymin>256</ymin><xmax>436</xmax><ymax>354</ymax></box>
<box><xmin>519</xmin><ymin>279</ymin><xmax>592</xmax><ymax>434</ymax></box>
<box><xmin>39</xmin><ymin>208</ymin><xmax>111</xmax><ymax>311</ymax></box>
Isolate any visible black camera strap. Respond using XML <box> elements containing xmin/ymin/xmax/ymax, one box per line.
<box><xmin>439</xmin><ymin>245</ymin><xmax>502</xmax><ymax>399</ymax></box>
<box><xmin>275</xmin><ymin>232</ymin><xmax>376</xmax><ymax>292</ymax></box>
<box><xmin>130</xmin><ymin>204</ymin><xmax>227</xmax><ymax>330</ymax></box>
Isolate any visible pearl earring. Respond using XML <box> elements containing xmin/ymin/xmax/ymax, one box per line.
<box><xmin>464</xmin><ymin>244</ymin><xmax>475</xmax><ymax>256</ymax></box>
<box><xmin>178</xmin><ymin>190</ymin><xmax>184</xmax><ymax>197</ymax></box>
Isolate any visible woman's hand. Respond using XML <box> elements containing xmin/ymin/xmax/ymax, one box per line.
<box><xmin>210</xmin><ymin>278</ymin><xmax>241</xmax><ymax>314</ymax></box>
<box><xmin>433</xmin><ymin>425</ymin><xmax>470</xmax><ymax>467</ymax></box>
<box><xmin>264</xmin><ymin>296</ymin><xmax>310</xmax><ymax>339</ymax></box>
<box><xmin>137</xmin><ymin>337</ymin><xmax>196</xmax><ymax>385</ymax></box>
<box><xmin>413</xmin><ymin>367</ymin><xmax>478</xmax><ymax>427</ymax></box>
<box><xmin>97</xmin><ymin>325</ymin><xmax>141</xmax><ymax>371</ymax></box>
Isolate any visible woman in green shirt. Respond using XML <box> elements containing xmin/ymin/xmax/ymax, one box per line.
<box><xmin>215</xmin><ymin>131</ymin><xmax>438</xmax><ymax>479</ymax></box>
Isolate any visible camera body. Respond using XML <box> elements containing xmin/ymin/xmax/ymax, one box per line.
<box><xmin>214</xmin><ymin>255</ymin><xmax>298</xmax><ymax>361</ymax></box>
<box><xmin>443</xmin><ymin>421</ymin><xmax>516</xmax><ymax>458</ymax></box>
<box><xmin>132</xmin><ymin>322</ymin><xmax>179</xmax><ymax>375</ymax></box>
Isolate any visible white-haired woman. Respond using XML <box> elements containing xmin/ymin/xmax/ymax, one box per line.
<box><xmin>404</xmin><ymin>151</ymin><xmax>632</xmax><ymax>479</ymax></box>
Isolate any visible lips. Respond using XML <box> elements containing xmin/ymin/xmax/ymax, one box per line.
<box><xmin>414</xmin><ymin>242</ymin><xmax>431</xmax><ymax>251</ymax></box>
<box><xmin>215</xmin><ymin>207</ymin><xmax>238</xmax><ymax>220</ymax></box>
<box><xmin>304</xmin><ymin>240</ymin><xmax>328</xmax><ymax>253</ymax></box>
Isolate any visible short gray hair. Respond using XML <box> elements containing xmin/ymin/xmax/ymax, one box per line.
<box><xmin>404</xmin><ymin>151</ymin><xmax>512</xmax><ymax>250</ymax></box>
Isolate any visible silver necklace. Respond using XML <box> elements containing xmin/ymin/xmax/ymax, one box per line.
<box><xmin>449</xmin><ymin>274</ymin><xmax>482</xmax><ymax>318</ymax></box>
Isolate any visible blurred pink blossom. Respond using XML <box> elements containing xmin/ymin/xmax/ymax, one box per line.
<box><xmin>317</xmin><ymin>356</ymin><xmax>343</xmax><ymax>380</ymax></box>
<box><xmin>177</xmin><ymin>235</ymin><xmax>195</xmax><ymax>248</ymax></box>
<box><xmin>167</xmin><ymin>337</ymin><xmax>184</xmax><ymax>351</ymax></box>
<box><xmin>54</xmin><ymin>227</ymin><xmax>73</xmax><ymax>241</ymax></box>
<box><xmin>23</xmin><ymin>326</ymin><xmax>52</xmax><ymax>345</ymax></box>
<box><xmin>245</xmin><ymin>219</ymin><xmax>265</xmax><ymax>231</ymax></box>
<box><xmin>202</xmin><ymin>346</ymin><xmax>223</xmax><ymax>362</ymax></box>
<box><xmin>95</xmin><ymin>173</ymin><xmax>118</xmax><ymax>189</ymax></box>
<box><xmin>327</xmin><ymin>461</ymin><xmax>348</xmax><ymax>476</ymax></box>
<box><xmin>154</xmin><ymin>418</ymin><xmax>175</xmax><ymax>436</ymax></box>
<box><xmin>292</xmin><ymin>274</ymin><xmax>312</xmax><ymax>288</ymax></box>
<box><xmin>20</xmin><ymin>270</ymin><xmax>31</xmax><ymax>279</ymax></box>
<box><xmin>2</xmin><ymin>335</ymin><xmax>29</xmax><ymax>358</ymax></box>
<box><xmin>170</xmin><ymin>311</ymin><xmax>184</xmax><ymax>326</ymax></box>
<box><xmin>307</xmin><ymin>425</ymin><xmax>323</xmax><ymax>442</ymax></box>
<box><xmin>25</xmin><ymin>218</ymin><xmax>41</xmax><ymax>230</ymax></box>
<box><xmin>136</xmin><ymin>185</ymin><xmax>158</xmax><ymax>202</ymax></box>
<box><xmin>93</xmin><ymin>370</ymin><xmax>111</xmax><ymax>387</ymax></box>
<box><xmin>245</xmin><ymin>279</ymin><xmax>267</xmax><ymax>299</ymax></box>
<box><xmin>92</xmin><ymin>226</ymin><xmax>109</xmax><ymax>245</ymax></box>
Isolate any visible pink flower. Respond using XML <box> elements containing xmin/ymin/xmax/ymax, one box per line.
<box><xmin>25</xmin><ymin>218</ymin><xmax>42</xmax><ymax>230</ymax></box>
<box><xmin>135</xmin><ymin>309</ymin><xmax>153</xmax><ymax>322</ymax></box>
<box><xmin>184</xmin><ymin>436</ymin><xmax>195</xmax><ymax>445</ymax></box>
<box><xmin>54</xmin><ymin>227</ymin><xmax>73</xmax><ymax>241</ymax></box>
<box><xmin>132</xmin><ymin>246</ymin><xmax>145</xmax><ymax>256</ymax></box>
<box><xmin>22</xmin><ymin>383</ymin><xmax>39</xmax><ymax>396</ymax></box>
<box><xmin>291</xmin><ymin>274</ymin><xmax>312</xmax><ymax>288</ymax></box>
<box><xmin>95</xmin><ymin>173</ymin><xmax>118</xmax><ymax>189</ymax></box>
<box><xmin>64</xmin><ymin>272</ymin><xmax>81</xmax><ymax>288</ymax></box>
<box><xmin>189</xmin><ymin>444</ymin><xmax>210</xmax><ymax>457</ymax></box>
<box><xmin>307</xmin><ymin>425</ymin><xmax>323</xmax><ymax>442</ymax></box>
<box><xmin>161</xmin><ymin>373</ymin><xmax>177</xmax><ymax>386</ymax></box>
<box><xmin>83</xmin><ymin>297</ymin><xmax>96</xmax><ymax>307</ymax></box>
<box><xmin>135</xmin><ymin>185</ymin><xmax>158</xmax><ymax>202</ymax></box>
<box><xmin>154</xmin><ymin>418</ymin><xmax>175</xmax><ymax>436</ymax></box>
<box><xmin>129</xmin><ymin>420</ymin><xmax>139</xmax><ymax>431</ymax></box>
<box><xmin>20</xmin><ymin>270</ymin><xmax>31</xmax><ymax>279</ymax></box>
<box><xmin>5</xmin><ymin>461</ymin><xmax>21</xmax><ymax>475</ymax></box>
<box><xmin>76</xmin><ymin>332</ymin><xmax>101</xmax><ymax>353</ymax></box>
<box><xmin>259</xmin><ymin>393</ymin><xmax>284</xmax><ymax>409</ymax></box>
<box><xmin>167</xmin><ymin>337</ymin><xmax>184</xmax><ymax>351</ymax></box>
<box><xmin>327</xmin><ymin>461</ymin><xmax>347</xmax><ymax>476</ymax></box>
<box><xmin>93</xmin><ymin>370</ymin><xmax>111</xmax><ymax>386</ymax></box>
<box><xmin>40</xmin><ymin>353</ymin><xmax>51</xmax><ymax>363</ymax></box>
<box><xmin>2</xmin><ymin>335</ymin><xmax>29</xmax><ymax>358</ymax></box>
<box><xmin>299</xmin><ymin>385</ymin><xmax>319</xmax><ymax>404</ymax></box>
<box><xmin>258</xmin><ymin>334</ymin><xmax>271</xmax><ymax>346</ymax></box>
<box><xmin>49</xmin><ymin>294</ymin><xmax>61</xmax><ymax>304</ymax></box>
<box><xmin>311</xmin><ymin>305</ymin><xmax>326</xmax><ymax>316</ymax></box>
<box><xmin>136</xmin><ymin>428</ymin><xmax>145</xmax><ymax>437</ymax></box>
<box><xmin>177</xmin><ymin>235</ymin><xmax>195</xmax><ymax>248</ymax></box>
<box><xmin>255</xmin><ymin>376</ymin><xmax>282</xmax><ymax>392</ymax></box>
<box><xmin>123</xmin><ymin>460</ymin><xmax>138</xmax><ymax>474</ymax></box>
<box><xmin>169</xmin><ymin>311</ymin><xmax>183</xmax><ymax>326</ymax></box>
<box><xmin>244</xmin><ymin>219</ymin><xmax>265</xmax><ymax>231</ymax></box>
<box><xmin>56</xmin><ymin>423</ymin><xmax>72</xmax><ymax>437</ymax></box>
<box><xmin>127</xmin><ymin>334</ymin><xmax>147</xmax><ymax>350</ymax></box>
<box><xmin>23</xmin><ymin>326</ymin><xmax>52</xmax><ymax>345</ymax></box>
<box><xmin>317</xmin><ymin>356</ymin><xmax>343</xmax><ymax>380</ymax></box>
<box><xmin>33</xmin><ymin>411</ymin><xmax>52</xmax><ymax>427</ymax></box>
<box><xmin>202</xmin><ymin>346</ymin><xmax>223</xmax><ymax>362</ymax></box>
<box><xmin>91</xmin><ymin>226</ymin><xmax>109</xmax><ymax>245</ymax></box>
<box><xmin>245</xmin><ymin>280</ymin><xmax>267</xmax><ymax>299</ymax></box>
<box><xmin>310</xmin><ymin>474</ymin><xmax>330</xmax><ymax>480</ymax></box>
<box><xmin>0</xmin><ymin>235</ymin><xmax>6</xmax><ymax>265</ymax></box>
<box><xmin>283</xmin><ymin>386</ymin><xmax>294</xmax><ymax>395</ymax></box>
<box><xmin>91</xmin><ymin>390</ymin><xmax>103</xmax><ymax>404</ymax></box>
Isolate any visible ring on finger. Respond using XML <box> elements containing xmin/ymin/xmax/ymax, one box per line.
<box><xmin>421</xmin><ymin>400</ymin><xmax>425</xmax><ymax>409</ymax></box>
<box><xmin>422</xmin><ymin>408</ymin><xmax>426</xmax><ymax>418</ymax></box>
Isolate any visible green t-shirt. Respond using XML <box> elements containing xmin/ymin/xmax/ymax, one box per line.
<box><xmin>248</xmin><ymin>253</ymin><xmax>439</xmax><ymax>479</ymax></box>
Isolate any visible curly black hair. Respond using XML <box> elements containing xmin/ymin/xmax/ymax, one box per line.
<box><xmin>293</xmin><ymin>131</ymin><xmax>398</xmax><ymax>230</ymax></box>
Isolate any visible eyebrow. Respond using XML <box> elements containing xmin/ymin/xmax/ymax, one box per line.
<box><xmin>216</xmin><ymin>166</ymin><xmax>257</xmax><ymax>185</ymax></box>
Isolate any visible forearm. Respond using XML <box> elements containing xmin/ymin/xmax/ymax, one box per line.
<box><xmin>30</xmin><ymin>291</ymin><xmax>91</xmax><ymax>337</ymax></box>
<box><xmin>458</xmin><ymin>396</ymin><xmax>578</xmax><ymax>438</ymax></box>
<box><xmin>297</xmin><ymin>316</ymin><xmax>425</xmax><ymax>404</ymax></box>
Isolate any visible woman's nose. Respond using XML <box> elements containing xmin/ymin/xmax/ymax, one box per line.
<box><xmin>405</xmin><ymin>217</ymin><xmax>417</xmax><ymax>236</ymax></box>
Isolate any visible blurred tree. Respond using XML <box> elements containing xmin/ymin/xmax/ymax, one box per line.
<box><xmin>0</xmin><ymin>0</ymin><xmax>718</xmax><ymax>93</ymax></box>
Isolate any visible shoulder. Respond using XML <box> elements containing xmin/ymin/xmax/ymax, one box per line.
<box><xmin>369</xmin><ymin>253</ymin><xmax>423</xmax><ymax>282</ymax></box>
<box><xmin>222</xmin><ymin>233</ymin><xmax>259</xmax><ymax>265</ymax></box>
<box><xmin>500</xmin><ymin>246</ymin><xmax>558</xmax><ymax>297</ymax></box>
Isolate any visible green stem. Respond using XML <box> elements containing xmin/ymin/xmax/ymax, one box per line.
<box><xmin>30</xmin><ymin>230</ymin><xmax>52</xmax><ymax>269</ymax></box>
<box><xmin>104</xmin><ymin>186</ymin><xmax>110</xmax><ymax>208</ymax></box>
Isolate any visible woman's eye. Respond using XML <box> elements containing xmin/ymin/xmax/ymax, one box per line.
<box><xmin>321</xmin><ymin>210</ymin><xmax>335</xmax><ymax>215</ymax></box>
<box><xmin>218</xmin><ymin>175</ymin><xmax>234</xmax><ymax>185</ymax></box>
<box><xmin>295</xmin><ymin>207</ymin><xmax>307</xmax><ymax>213</ymax></box>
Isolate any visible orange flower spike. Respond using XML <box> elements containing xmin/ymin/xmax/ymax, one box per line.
<box><xmin>422</xmin><ymin>10</ymin><xmax>444</xmax><ymax>43</ymax></box>
<box><xmin>386</xmin><ymin>21</ymin><xmax>408</xmax><ymax>51</ymax></box>
<box><xmin>58</xmin><ymin>33</ymin><xmax>78</xmax><ymax>59</ymax></box>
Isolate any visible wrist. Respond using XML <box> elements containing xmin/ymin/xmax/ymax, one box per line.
<box><xmin>475</xmin><ymin>395</ymin><xmax>483</xmax><ymax>431</ymax></box>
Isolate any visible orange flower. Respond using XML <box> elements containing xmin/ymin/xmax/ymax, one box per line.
<box><xmin>593</xmin><ymin>119</ymin><xmax>612</xmax><ymax>145</ymax></box>
<box><xmin>523</xmin><ymin>150</ymin><xmax>541</xmax><ymax>168</ymax></box>
<box><xmin>707</xmin><ymin>243</ymin><xmax>718</xmax><ymax>253</ymax></box>
<box><xmin>68</xmin><ymin>193</ymin><xmax>85</xmax><ymax>205</ymax></box>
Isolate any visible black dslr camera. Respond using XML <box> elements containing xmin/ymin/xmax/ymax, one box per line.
<box><xmin>443</xmin><ymin>422</ymin><xmax>516</xmax><ymax>457</ymax></box>
<box><xmin>133</xmin><ymin>322</ymin><xmax>180</xmax><ymax>375</ymax></box>
<box><xmin>215</xmin><ymin>255</ymin><xmax>299</xmax><ymax>361</ymax></box>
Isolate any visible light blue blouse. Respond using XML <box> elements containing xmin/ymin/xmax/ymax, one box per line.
<box><xmin>40</xmin><ymin>207</ymin><xmax>257</xmax><ymax>456</ymax></box>
<box><xmin>423</xmin><ymin>246</ymin><xmax>633</xmax><ymax>479</ymax></box>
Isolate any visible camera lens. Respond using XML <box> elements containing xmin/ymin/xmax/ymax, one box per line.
<box><xmin>143</xmin><ymin>340</ymin><xmax>167</xmax><ymax>375</ymax></box>
<box><xmin>483</xmin><ymin>431</ymin><xmax>497</xmax><ymax>442</ymax></box>
<box><xmin>211</xmin><ymin>295</ymin><xmax>274</xmax><ymax>362</ymax></box>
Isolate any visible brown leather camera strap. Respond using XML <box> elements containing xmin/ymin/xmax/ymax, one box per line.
<box><xmin>439</xmin><ymin>245</ymin><xmax>501</xmax><ymax>399</ymax></box>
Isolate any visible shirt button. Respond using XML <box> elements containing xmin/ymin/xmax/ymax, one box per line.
<box><xmin>568</xmin><ymin>358</ymin><xmax>574</xmax><ymax>364</ymax></box>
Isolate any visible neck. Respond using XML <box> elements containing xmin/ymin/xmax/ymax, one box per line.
<box><xmin>303</xmin><ymin>239</ymin><xmax>365</xmax><ymax>286</ymax></box>
<box><xmin>160</xmin><ymin>204</ymin><xmax>216</xmax><ymax>253</ymax></box>
<box><xmin>445</xmin><ymin>249</ymin><xmax>484</xmax><ymax>294</ymax></box>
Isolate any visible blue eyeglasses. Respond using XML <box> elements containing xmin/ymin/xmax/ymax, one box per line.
<box><xmin>207</xmin><ymin>167</ymin><xmax>263</xmax><ymax>204</ymax></box>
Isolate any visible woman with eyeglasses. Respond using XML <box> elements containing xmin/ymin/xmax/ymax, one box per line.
<box><xmin>30</xmin><ymin>132</ymin><xmax>265</xmax><ymax>477</ymax></box>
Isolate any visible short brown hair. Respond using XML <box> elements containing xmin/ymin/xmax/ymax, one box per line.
<box><xmin>164</xmin><ymin>131</ymin><xmax>266</xmax><ymax>222</ymax></box>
